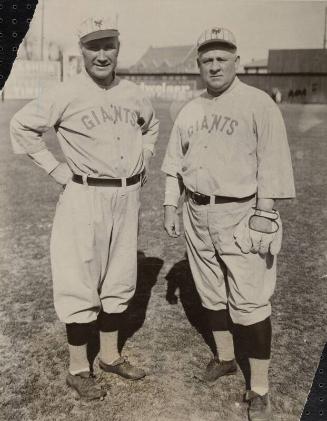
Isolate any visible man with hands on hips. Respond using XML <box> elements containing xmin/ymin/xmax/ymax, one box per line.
<box><xmin>10</xmin><ymin>16</ymin><xmax>158</xmax><ymax>401</ymax></box>
<box><xmin>162</xmin><ymin>27</ymin><xmax>295</xmax><ymax>421</ymax></box>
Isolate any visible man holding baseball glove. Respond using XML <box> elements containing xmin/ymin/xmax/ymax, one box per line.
<box><xmin>162</xmin><ymin>27</ymin><xmax>295</xmax><ymax>421</ymax></box>
<box><xmin>10</xmin><ymin>16</ymin><xmax>158</xmax><ymax>400</ymax></box>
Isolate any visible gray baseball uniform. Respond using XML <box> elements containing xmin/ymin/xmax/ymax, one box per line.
<box><xmin>10</xmin><ymin>71</ymin><xmax>159</xmax><ymax>323</ymax></box>
<box><xmin>162</xmin><ymin>77</ymin><xmax>295</xmax><ymax>325</ymax></box>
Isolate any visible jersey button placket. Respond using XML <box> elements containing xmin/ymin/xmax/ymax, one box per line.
<box><xmin>120</xmin><ymin>155</ymin><xmax>125</xmax><ymax>174</ymax></box>
<box><xmin>118</xmin><ymin>138</ymin><xmax>128</xmax><ymax>176</ymax></box>
<box><xmin>117</xmin><ymin>135</ymin><xmax>124</xmax><ymax>171</ymax></box>
<box><xmin>197</xmin><ymin>140</ymin><xmax>208</xmax><ymax>192</ymax></box>
<box><xmin>196</xmin><ymin>163</ymin><xmax>203</xmax><ymax>192</ymax></box>
<box><xmin>115</xmin><ymin>132</ymin><xmax>124</xmax><ymax>174</ymax></box>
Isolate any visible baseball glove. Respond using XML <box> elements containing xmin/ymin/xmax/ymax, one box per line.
<box><xmin>233</xmin><ymin>208</ymin><xmax>282</xmax><ymax>255</ymax></box>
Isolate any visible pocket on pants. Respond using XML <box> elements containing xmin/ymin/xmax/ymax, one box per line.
<box><xmin>209</xmin><ymin>203</ymin><xmax>253</xmax><ymax>255</ymax></box>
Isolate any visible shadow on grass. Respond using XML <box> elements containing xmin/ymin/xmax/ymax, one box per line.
<box><xmin>87</xmin><ymin>250</ymin><xmax>163</xmax><ymax>367</ymax></box>
<box><xmin>165</xmin><ymin>254</ymin><xmax>251</xmax><ymax>390</ymax></box>
<box><xmin>118</xmin><ymin>251</ymin><xmax>164</xmax><ymax>351</ymax></box>
<box><xmin>165</xmin><ymin>255</ymin><xmax>217</xmax><ymax>355</ymax></box>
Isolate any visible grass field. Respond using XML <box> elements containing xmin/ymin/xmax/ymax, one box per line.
<box><xmin>0</xmin><ymin>99</ymin><xmax>326</xmax><ymax>421</ymax></box>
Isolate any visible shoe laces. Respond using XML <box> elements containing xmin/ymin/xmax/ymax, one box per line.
<box><xmin>120</xmin><ymin>356</ymin><xmax>133</xmax><ymax>368</ymax></box>
<box><xmin>110</xmin><ymin>356</ymin><xmax>129</xmax><ymax>366</ymax></box>
<box><xmin>248</xmin><ymin>392</ymin><xmax>268</xmax><ymax>410</ymax></box>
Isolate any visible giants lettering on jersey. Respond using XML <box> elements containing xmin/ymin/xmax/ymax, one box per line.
<box><xmin>81</xmin><ymin>104</ymin><xmax>138</xmax><ymax>130</ymax></box>
<box><xmin>187</xmin><ymin>113</ymin><xmax>238</xmax><ymax>138</ymax></box>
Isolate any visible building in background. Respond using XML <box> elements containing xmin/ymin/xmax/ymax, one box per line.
<box><xmin>268</xmin><ymin>49</ymin><xmax>327</xmax><ymax>73</ymax></box>
<box><xmin>130</xmin><ymin>45</ymin><xmax>197</xmax><ymax>73</ymax></box>
<box><xmin>240</xmin><ymin>49</ymin><xmax>327</xmax><ymax>103</ymax></box>
<box><xmin>4</xmin><ymin>42</ymin><xmax>327</xmax><ymax>103</ymax></box>
<box><xmin>124</xmin><ymin>46</ymin><xmax>198</xmax><ymax>100</ymax></box>
<box><xmin>243</xmin><ymin>58</ymin><xmax>268</xmax><ymax>74</ymax></box>
<box><xmin>126</xmin><ymin>47</ymin><xmax>327</xmax><ymax>103</ymax></box>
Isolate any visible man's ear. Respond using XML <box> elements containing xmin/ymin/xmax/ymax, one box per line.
<box><xmin>196</xmin><ymin>57</ymin><xmax>200</xmax><ymax>69</ymax></box>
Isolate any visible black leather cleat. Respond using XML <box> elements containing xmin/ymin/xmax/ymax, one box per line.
<box><xmin>202</xmin><ymin>356</ymin><xmax>237</xmax><ymax>385</ymax></box>
<box><xmin>99</xmin><ymin>356</ymin><xmax>146</xmax><ymax>380</ymax></box>
<box><xmin>246</xmin><ymin>390</ymin><xmax>272</xmax><ymax>421</ymax></box>
<box><xmin>66</xmin><ymin>371</ymin><xmax>106</xmax><ymax>401</ymax></box>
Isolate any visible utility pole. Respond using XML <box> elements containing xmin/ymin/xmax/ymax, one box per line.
<box><xmin>40</xmin><ymin>0</ymin><xmax>45</xmax><ymax>60</ymax></box>
<box><xmin>324</xmin><ymin>6</ymin><xmax>327</xmax><ymax>49</ymax></box>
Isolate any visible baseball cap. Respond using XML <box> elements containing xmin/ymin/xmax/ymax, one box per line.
<box><xmin>77</xmin><ymin>16</ymin><xmax>119</xmax><ymax>43</ymax></box>
<box><xmin>196</xmin><ymin>27</ymin><xmax>237</xmax><ymax>51</ymax></box>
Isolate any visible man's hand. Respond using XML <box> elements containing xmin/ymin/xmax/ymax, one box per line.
<box><xmin>49</xmin><ymin>162</ymin><xmax>73</xmax><ymax>186</ymax></box>
<box><xmin>164</xmin><ymin>205</ymin><xmax>180</xmax><ymax>238</ymax></box>
<box><xmin>233</xmin><ymin>208</ymin><xmax>282</xmax><ymax>256</ymax></box>
<box><xmin>248</xmin><ymin>213</ymin><xmax>281</xmax><ymax>255</ymax></box>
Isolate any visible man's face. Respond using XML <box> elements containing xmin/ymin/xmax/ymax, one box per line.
<box><xmin>197</xmin><ymin>44</ymin><xmax>239</xmax><ymax>95</ymax></box>
<box><xmin>80</xmin><ymin>37</ymin><xmax>120</xmax><ymax>83</ymax></box>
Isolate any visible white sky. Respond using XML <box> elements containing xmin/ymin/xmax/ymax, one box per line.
<box><xmin>26</xmin><ymin>0</ymin><xmax>327</xmax><ymax>67</ymax></box>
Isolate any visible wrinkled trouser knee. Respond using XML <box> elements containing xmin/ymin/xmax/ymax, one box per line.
<box><xmin>50</xmin><ymin>180</ymin><xmax>140</xmax><ymax>324</ymax></box>
<box><xmin>183</xmin><ymin>197</ymin><xmax>276</xmax><ymax>326</ymax></box>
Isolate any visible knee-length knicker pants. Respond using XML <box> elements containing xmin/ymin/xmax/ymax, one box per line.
<box><xmin>183</xmin><ymin>196</ymin><xmax>276</xmax><ymax>326</ymax></box>
<box><xmin>50</xmin><ymin>180</ymin><xmax>140</xmax><ymax>324</ymax></box>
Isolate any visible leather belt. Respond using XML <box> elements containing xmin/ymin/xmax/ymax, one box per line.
<box><xmin>72</xmin><ymin>173</ymin><xmax>142</xmax><ymax>187</ymax></box>
<box><xmin>186</xmin><ymin>188</ymin><xmax>255</xmax><ymax>205</ymax></box>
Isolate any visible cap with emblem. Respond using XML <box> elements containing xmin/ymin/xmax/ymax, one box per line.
<box><xmin>196</xmin><ymin>27</ymin><xmax>237</xmax><ymax>51</ymax></box>
<box><xmin>78</xmin><ymin>16</ymin><xmax>119</xmax><ymax>43</ymax></box>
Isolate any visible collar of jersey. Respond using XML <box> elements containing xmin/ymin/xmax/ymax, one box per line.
<box><xmin>81</xmin><ymin>68</ymin><xmax>120</xmax><ymax>90</ymax></box>
<box><xmin>205</xmin><ymin>76</ymin><xmax>239</xmax><ymax>100</ymax></box>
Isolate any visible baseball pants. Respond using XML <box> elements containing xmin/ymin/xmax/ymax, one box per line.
<box><xmin>183</xmin><ymin>196</ymin><xmax>276</xmax><ymax>326</ymax></box>
<box><xmin>50</xmin><ymin>179</ymin><xmax>140</xmax><ymax>324</ymax></box>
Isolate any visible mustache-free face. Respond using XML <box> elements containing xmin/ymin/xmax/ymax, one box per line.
<box><xmin>81</xmin><ymin>37</ymin><xmax>120</xmax><ymax>82</ymax></box>
<box><xmin>197</xmin><ymin>45</ymin><xmax>239</xmax><ymax>95</ymax></box>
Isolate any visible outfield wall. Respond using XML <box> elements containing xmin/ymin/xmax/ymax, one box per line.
<box><xmin>120</xmin><ymin>72</ymin><xmax>327</xmax><ymax>104</ymax></box>
<box><xmin>119</xmin><ymin>73</ymin><xmax>198</xmax><ymax>101</ymax></box>
<box><xmin>3</xmin><ymin>61</ymin><xmax>327</xmax><ymax>103</ymax></box>
<box><xmin>3</xmin><ymin>60</ymin><xmax>61</xmax><ymax>99</ymax></box>
<box><xmin>239</xmin><ymin>73</ymin><xmax>327</xmax><ymax>104</ymax></box>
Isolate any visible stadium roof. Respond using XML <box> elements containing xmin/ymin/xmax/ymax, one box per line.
<box><xmin>130</xmin><ymin>47</ymin><xmax>327</xmax><ymax>74</ymax></box>
<box><xmin>268</xmin><ymin>49</ymin><xmax>327</xmax><ymax>73</ymax></box>
<box><xmin>243</xmin><ymin>58</ymin><xmax>268</xmax><ymax>70</ymax></box>
<box><xmin>130</xmin><ymin>45</ymin><xmax>197</xmax><ymax>73</ymax></box>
